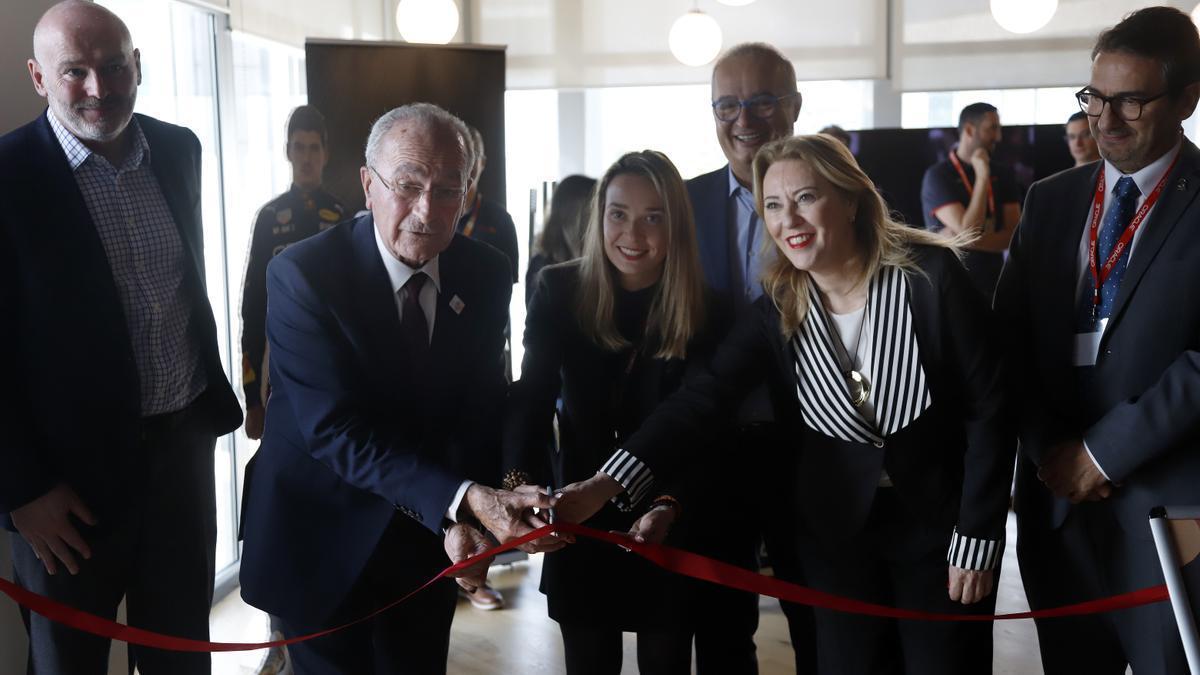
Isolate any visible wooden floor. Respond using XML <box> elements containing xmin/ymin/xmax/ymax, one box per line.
<box><xmin>209</xmin><ymin>511</ymin><xmax>1128</xmax><ymax>675</ymax></box>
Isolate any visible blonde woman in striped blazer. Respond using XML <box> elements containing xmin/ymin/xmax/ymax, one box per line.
<box><xmin>556</xmin><ymin>134</ymin><xmax>1015</xmax><ymax>675</ymax></box>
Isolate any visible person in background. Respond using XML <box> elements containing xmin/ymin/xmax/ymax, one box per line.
<box><xmin>996</xmin><ymin>7</ymin><xmax>1200</xmax><ymax>673</ymax></box>
<box><xmin>1064</xmin><ymin>110</ymin><xmax>1101</xmax><ymax>167</ymax></box>
<box><xmin>819</xmin><ymin>124</ymin><xmax>852</xmax><ymax>149</ymax></box>
<box><xmin>504</xmin><ymin>150</ymin><xmax>732</xmax><ymax>675</ymax></box>
<box><xmin>553</xmin><ymin>134</ymin><xmax>1013</xmax><ymax>675</ymax></box>
<box><xmin>458</xmin><ymin>124</ymin><xmax>520</xmax><ymax>283</ymax></box>
<box><xmin>526</xmin><ymin>174</ymin><xmax>597</xmax><ymax>304</ymax></box>
<box><xmin>686</xmin><ymin>40</ymin><xmax>809</xmax><ymax>674</ymax></box>
<box><xmin>920</xmin><ymin>102</ymin><xmax>1022</xmax><ymax>299</ymax></box>
<box><xmin>240</xmin><ymin>104</ymin><xmax>344</xmax><ymax>442</ymax></box>
<box><xmin>1</xmin><ymin>2</ymin><xmax>243</xmax><ymax>672</ymax></box>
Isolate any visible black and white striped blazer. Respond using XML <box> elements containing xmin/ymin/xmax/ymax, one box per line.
<box><xmin>608</xmin><ymin>244</ymin><xmax>1014</xmax><ymax>571</ymax></box>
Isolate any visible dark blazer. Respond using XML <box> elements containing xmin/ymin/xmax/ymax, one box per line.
<box><xmin>0</xmin><ymin>112</ymin><xmax>242</xmax><ymax>525</ymax></box>
<box><xmin>503</xmin><ymin>262</ymin><xmax>735</xmax><ymax>626</ymax></box>
<box><xmin>995</xmin><ymin>140</ymin><xmax>1200</xmax><ymax>534</ymax></box>
<box><xmin>688</xmin><ymin>166</ymin><xmax>736</xmax><ymax>297</ymax></box>
<box><xmin>620</xmin><ymin>246</ymin><xmax>1013</xmax><ymax>546</ymax></box>
<box><xmin>238</xmin><ymin>215</ymin><xmax>511</xmax><ymax>624</ymax></box>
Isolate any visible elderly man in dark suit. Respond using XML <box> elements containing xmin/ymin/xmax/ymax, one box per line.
<box><xmin>0</xmin><ymin>2</ymin><xmax>242</xmax><ymax>673</ymax></box>
<box><xmin>238</xmin><ymin>102</ymin><xmax>560</xmax><ymax>675</ymax></box>
<box><xmin>996</xmin><ymin>7</ymin><xmax>1200</xmax><ymax>674</ymax></box>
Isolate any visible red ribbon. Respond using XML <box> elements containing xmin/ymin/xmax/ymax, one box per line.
<box><xmin>0</xmin><ymin>523</ymin><xmax>1170</xmax><ymax>653</ymax></box>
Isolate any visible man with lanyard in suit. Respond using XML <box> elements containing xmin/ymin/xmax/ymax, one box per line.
<box><xmin>241</xmin><ymin>104</ymin><xmax>344</xmax><ymax>442</ymax></box>
<box><xmin>0</xmin><ymin>2</ymin><xmax>243</xmax><ymax>673</ymax></box>
<box><xmin>921</xmin><ymin>102</ymin><xmax>1022</xmax><ymax>300</ymax></box>
<box><xmin>996</xmin><ymin>6</ymin><xmax>1200</xmax><ymax>673</ymax></box>
<box><xmin>686</xmin><ymin>42</ymin><xmax>815</xmax><ymax>675</ymax></box>
<box><xmin>238</xmin><ymin>103</ymin><xmax>561</xmax><ymax>674</ymax></box>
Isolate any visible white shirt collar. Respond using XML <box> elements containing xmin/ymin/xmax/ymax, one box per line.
<box><xmin>1103</xmin><ymin>138</ymin><xmax>1182</xmax><ymax>199</ymax></box>
<box><xmin>372</xmin><ymin>222</ymin><xmax>442</xmax><ymax>295</ymax></box>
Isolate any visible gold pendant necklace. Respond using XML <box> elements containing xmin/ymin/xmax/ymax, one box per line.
<box><xmin>846</xmin><ymin>369</ymin><xmax>870</xmax><ymax>408</ymax></box>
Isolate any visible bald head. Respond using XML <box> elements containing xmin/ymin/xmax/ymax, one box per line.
<box><xmin>28</xmin><ymin>0</ymin><xmax>140</xmax><ymax>159</ymax></box>
<box><xmin>33</xmin><ymin>1</ymin><xmax>132</xmax><ymax>66</ymax></box>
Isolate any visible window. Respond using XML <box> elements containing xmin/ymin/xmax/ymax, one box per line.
<box><xmin>901</xmin><ymin>87</ymin><xmax>1082</xmax><ymax>128</ymax></box>
<box><xmin>98</xmin><ymin>0</ymin><xmax>242</xmax><ymax>573</ymax></box>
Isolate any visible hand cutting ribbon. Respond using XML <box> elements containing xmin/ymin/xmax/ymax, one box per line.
<box><xmin>0</xmin><ymin>523</ymin><xmax>1170</xmax><ymax>653</ymax></box>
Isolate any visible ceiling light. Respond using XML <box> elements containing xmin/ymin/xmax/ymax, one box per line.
<box><xmin>668</xmin><ymin>9</ymin><xmax>723</xmax><ymax>67</ymax></box>
<box><xmin>990</xmin><ymin>0</ymin><xmax>1058</xmax><ymax>34</ymax></box>
<box><xmin>396</xmin><ymin>0</ymin><xmax>460</xmax><ymax>44</ymax></box>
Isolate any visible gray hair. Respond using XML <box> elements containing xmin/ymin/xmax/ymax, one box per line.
<box><xmin>468</xmin><ymin>126</ymin><xmax>486</xmax><ymax>168</ymax></box>
<box><xmin>363</xmin><ymin>102</ymin><xmax>471</xmax><ymax>182</ymax></box>
<box><xmin>713</xmin><ymin>42</ymin><xmax>798</xmax><ymax>96</ymax></box>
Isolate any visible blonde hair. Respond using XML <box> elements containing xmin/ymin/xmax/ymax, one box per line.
<box><xmin>752</xmin><ymin>134</ymin><xmax>969</xmax><ymax>337</ymax></box>
<box><xmin>576</xmin><ymin>150</ymin><xmax>707</xmax><ymax>360</ymax></box>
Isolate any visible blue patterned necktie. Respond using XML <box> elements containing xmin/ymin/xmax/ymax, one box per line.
<box><xmin>1079</xmin><ymin>175</ymin><xmax>1141</xmax><ymax>330</ymax></box>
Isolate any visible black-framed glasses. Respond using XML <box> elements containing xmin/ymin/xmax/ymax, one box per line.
<box><xmin>1075</xmin><ymin>87</ymin><xmax>1170</xmax><ymax>122</ymax></box>
<box><xmin>369</xmin><ymin>165</ymin><xmax>465</xmax><ymax>204</ymax></box>
<box><xmin>711</xmin><ymin>92</ymin><xmax>801</xmax><ymax>122</ymax></box>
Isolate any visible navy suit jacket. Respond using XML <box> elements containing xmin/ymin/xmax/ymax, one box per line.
<box><xmin>0</xmin><ymin>112</ymin><xmax>242</xmax><ymax>525</ymax></box>
<box><xmin>238</xmin><ymin>215</ymin><xmax>511</xmax><ymax>624</ymax></box>
<box><xmin>687</xmin><ymin>166</ymin><xmax>735</xmax><ymax>298</ymax></box>
<box><xmin>996</xmin><ymin>139</ymin><xmax>1200</xmax><ymax>534</ymax></box>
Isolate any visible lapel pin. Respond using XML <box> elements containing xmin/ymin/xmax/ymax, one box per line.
<box><xmin>1177</xmin><ymin>178</ymin><xmax>1188</xmax><ymax>191</ymax></box>
<box><xmin>449</xmin><ymin>295</ymin><xmax>465</xmax><ymax>315</ymax></box>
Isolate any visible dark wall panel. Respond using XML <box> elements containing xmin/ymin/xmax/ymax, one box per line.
<box><xmin>305</xmin><ymin>39</ymin><xmax>506</xmax><ymax>215</ymax></box>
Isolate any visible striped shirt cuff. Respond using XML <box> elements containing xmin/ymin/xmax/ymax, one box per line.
<box><xmin>946</xmin><ymin>528</ymin><xmax>1003</xmax><ymax>571</ymax></box>
<box><xmin>599</xmin><ymin>449</ymin><xmax>655</xmax><ymax>512</ymax></box>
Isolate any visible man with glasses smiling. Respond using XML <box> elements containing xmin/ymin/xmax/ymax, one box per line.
<box><xmin>684</xmin><ymin>42</ymin><xmax>816</xmax><ymax>675</ymax></box>
<box><xmin>996</xmin><ymin>6</ymin><xmax>1200</xmax><ymax>674</ymax></box>
<box><xmin>238</xmin><ymin>103</ymin><xmax>563</xmax><ymax>674</ymax></box>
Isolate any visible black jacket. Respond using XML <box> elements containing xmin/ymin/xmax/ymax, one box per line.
<box><xmin>0</xmin><ymin>112</ymin><xmax>242</xmax><ymax>524</ymax></box>
<box><xmin>620</xmin><ymin>245</ymin><xmax>1014</xmax><ymax>547</ymax></box>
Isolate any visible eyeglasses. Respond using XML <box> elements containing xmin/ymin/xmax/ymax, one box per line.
<box><xmin>1075</xmin><ymin>87</ymin><xmax>1170</xmax><ymax>122</ymax></box>
<box><xmin>711</xmin><ymin>92</ymin><xmax>801</xmax><ymax>123</ymax></box>
<box><xmin>369</xmin><ymin>166</ymin><xmax>465</xmax><ymax>204</ymax></box>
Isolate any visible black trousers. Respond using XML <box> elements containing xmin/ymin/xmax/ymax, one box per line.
<box><xmin>11</xmin><ymin>404</ymin><xmax>218</xmax><ymax>675</ymax></box>
<box><xmin>282</xmin><ymin>514</ymin><xmax>459</xmax><ymax>675</ymax></box>
<box><xmin>1018</xmin><ymin>498</ymin><xmax>1189</xmax><ymax>675</ymax></box>
<box><xmin>559</xmin><ymin>622</ymin><xmax>692</xmax><ymax>675</ymax></box>
<box><xmin>793</xmin><ymin>489</ymin><xmax>995</xmax><ymax>675</ymax></box>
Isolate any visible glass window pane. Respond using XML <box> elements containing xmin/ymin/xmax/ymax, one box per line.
<box><xmin>98</xmin><ymin>0</ymin><xmax>238</xmax><ymax>571</ymax></box>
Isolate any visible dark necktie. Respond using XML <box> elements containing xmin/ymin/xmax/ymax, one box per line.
<box><xmin>1078</xmin><ymin>176</ymin><xmax>1141</xmax><ymax>329</ymax></box>
<box><xmin>400</xmin><ymin>272</ymin><xmax>429</xmax><ymax>360</ymax></box>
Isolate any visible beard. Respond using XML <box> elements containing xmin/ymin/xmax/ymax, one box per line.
<box><xmin>56</xmin><ymin>93</ymin><xmax>136</xmax><ymax>144</ymax></box>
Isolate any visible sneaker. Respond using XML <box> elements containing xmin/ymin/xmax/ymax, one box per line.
<box><xmin>460</xmin><ymin>582</ymin><xmax>505</xmax><ymax>610</ymax></box>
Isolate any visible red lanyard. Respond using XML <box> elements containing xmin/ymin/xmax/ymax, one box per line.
<box><xmin>948</xmin><ymin>151</ymin><xmax>995</xmax><ymax>217</ymax></box>
<box><xmin>1085</xmin><ymin>150</ymin><xmax>1179</xmax><ymax>319</ymax></box>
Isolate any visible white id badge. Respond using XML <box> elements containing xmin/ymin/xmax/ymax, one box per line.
<box><xmin>1073</xmin><ymin>318</ymin><xmax>1108</xmax><ymax>367</ymax></box>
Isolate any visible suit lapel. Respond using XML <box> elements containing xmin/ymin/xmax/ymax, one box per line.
<box><xmin>140</xmin><ymin>115</ymin><xmax>207</xmax><ymax>285</ymax></box>
<box><xmin>31</xmin><ymin>113</ymin><xmax>130</xmax><ymax>332</ymax></box>
<box><xmin>1044</xmin><ymin>164</ymin><xmax>1100</xmax><ymax>359</ymax></box>
<box><xmin>349</xmin><ymin>215</ymin><xmax>407</xmax><ymax>374</ymax></box>
<box><xmin>1104</xmin><ymin>141</ymin><xmax>1200</xmax><ymax>336</ymax></box>
<box><xmin>691</xmin><ymin>167</ymin><xmax>734</xmax><ymax>294</ymax></box>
